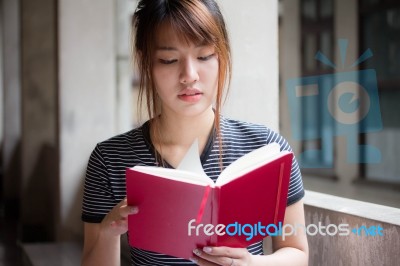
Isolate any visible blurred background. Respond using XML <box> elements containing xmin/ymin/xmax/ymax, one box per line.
<box><xmin>0</xmin><ymin>0</ymin><xmax>399</xmax><ymax>265</ymax></box>
<box><xmin>279</xmin><ymin>0</ymin><xmax>400</xmax><ymax>208</ymax></box>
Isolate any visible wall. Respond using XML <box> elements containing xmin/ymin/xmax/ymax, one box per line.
<box><xmin>116</xmin><ymin>0</ymin><xmax>137</xmax><ymax>131</ymax></box>
<box><xmin>4</xmin><ymin>0</ymin><xmax>117</xmax><ymax>242</ymax></box>
<box><xmin>304</xmin><ymin>191</ymin><xmax>400</xmax><ymax>266</ymax></box>
<box><xmin>334</xmin><ymin>0</ymin><xmax>359</xmax><ymax>183</ymax></box>
<box><xmin>279</xmin><ymin>0</ymin><xmax>301</xmax><ymax>153</ymax></box>
<box><xmin>219</xmin><ymin>0</ymin><xmax>279</xmax><ymax>131</ymax></box>
<box><xmin>20</xmin><ymin>0</ymin><xmax>58</xmax><ymax>241</ymax></box>
<box><xmin>2</xmin><ymin>0</ymin><xmax>21</xmax><ymax>212</ymax></box>
<box><xmin>58</xmin><ymin>0</ymin><xmax>116</xmax><ymax>240</ymax></box>
<box><xmin>0</xmin><ymin>0</ymin><xmax>3</xmax><ymax>157</ymax></box>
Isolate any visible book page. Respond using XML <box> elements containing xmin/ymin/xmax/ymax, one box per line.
<box><xmin>216</xmin><ymin>142</ymin><xmax>287</xmax><ymax>186</ymax></box>
<box><xmin>177</xmin><ymin>139</ymin><xmax>207</xmax><ymax>176</ymax></box>
<box><xmin>132</xmin><ymin>166</ymin><xmax>212</xmax><ymax>186</ymax></box>
<box><xmin>131</xmin><ymin>139</ymin><xmax>213</xmax><ymax>186</ymax></box>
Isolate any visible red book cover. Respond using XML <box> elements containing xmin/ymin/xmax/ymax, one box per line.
<box><xmin>126</xmin><ymin>143</ymin><xmax>292</xmax><ymax>259</ymax></box>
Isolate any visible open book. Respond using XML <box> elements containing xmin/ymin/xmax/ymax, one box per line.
<box><xmin>126</xmin><ymin>141</ymin><xmax>293</xmax><ymax>259</ymax></box>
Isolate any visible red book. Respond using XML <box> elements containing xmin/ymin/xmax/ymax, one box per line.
<box><xmin>126</xmin><ymin>142</ymin><xmax>292</xmax><ymax>259</ymax></box>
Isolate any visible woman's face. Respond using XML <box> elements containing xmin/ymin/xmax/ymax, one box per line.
<box><xmin>152</xmin><ymin>22</ymin><xmax>219</xmax><ymax>119</ymax></box>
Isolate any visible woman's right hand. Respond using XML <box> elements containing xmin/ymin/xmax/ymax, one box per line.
<box><xmin>100</xmin><ymin>198</ymin><xmax>139</xmax><ymax>237</ymax></box>
<box><xmin>82</xmin><ymin>199</ymin><xmax>138</xmax><ymax>266</ymax></box>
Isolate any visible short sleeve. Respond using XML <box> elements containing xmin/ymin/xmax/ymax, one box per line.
<box><xmin>81</xmin><ymin>144</ymin><xmax>118</xmax><ymax>223</ymax></box>
<box><xmin>266</xmin><ymin>130</ymin><xmax>305</xmax><ymax>206</ymax></box>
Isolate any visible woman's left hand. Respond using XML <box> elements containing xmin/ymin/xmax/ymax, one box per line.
<box><xmin>191</xmin><ymin>246</ymin><xmax>253</xmax><ymax>266</ymax></box>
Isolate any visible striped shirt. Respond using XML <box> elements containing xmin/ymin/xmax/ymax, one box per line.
<box><xmin>82</xmin><ymin>116</ymin><xmax>304</xmax><ymax>265</ymax></box>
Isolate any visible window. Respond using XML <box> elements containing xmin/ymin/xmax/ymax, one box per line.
<box><xmin>300</xmin><ymin>0</ymin><xmax>335</xmax><ymax>173</ymax></box>
<box><xmin>360</xmin><ymin>0</ymin><xmax>400</xmax><ymax>184</ymax></box>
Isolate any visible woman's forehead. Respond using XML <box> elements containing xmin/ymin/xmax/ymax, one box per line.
<box><xmin>154</xmin><ymin>21</ymin><xmax>208</xmax><ymax>49</ymax></box>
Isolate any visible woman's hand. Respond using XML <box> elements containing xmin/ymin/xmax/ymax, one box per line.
<box><xmin>100</xmin><ymin>198</ymin><xmax>139</xmax><ymax>237</ymax></box>
<box><xmin>191</xmin><ymin>246</ymin><xmax>253</xmax><ymax>266</ymax></box>
<box><xmin>82</xmin><ymin>199</ymin><xmax>139</xmax><ymax>266</ymax></box>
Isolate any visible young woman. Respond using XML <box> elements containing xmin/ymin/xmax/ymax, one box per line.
<box><xmin>81</xmin><ymin>0</ymin><xmax>308</xmax><ymax>265</ymax></box>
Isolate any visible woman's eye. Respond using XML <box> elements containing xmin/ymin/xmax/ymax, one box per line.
<box><xmin>198</xmin><ymin>53</ymin><xmax>215</xmax><ymax>61</ymax></box>
<box><xmin>159</xmin><ymin>59</ymin><xmax>177</xmax><ymax>64</ymax></box>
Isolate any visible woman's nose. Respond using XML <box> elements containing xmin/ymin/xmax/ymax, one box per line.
<box><xmin>180</xmin><ymin>58</ymin><xmax>199</xmax><ymax>84</ymax></box>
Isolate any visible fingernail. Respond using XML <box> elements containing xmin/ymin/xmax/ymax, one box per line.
<box><xmin>203</xmin><ymin>246</ymin><xmax>212</xmax><ymax>253</ymax></box>
<box><xmin>189</xmin><ymin>257</ymin><xmax>198</xmax><ymax>263</ymax></box>
<box><xmin>193</xmin><ymin>249</ymin><xmax>201</xmax><ymax>256</ymax></box>
<box><xmin>130</xmin><ymin>207</ymin><xmax>139</xmax><ymax>214</ymax></box>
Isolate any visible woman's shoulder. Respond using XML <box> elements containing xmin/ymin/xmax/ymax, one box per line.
<box><xmin>220</xmin><ymin>116</ymin><xmax>291</xmax><ymax>151</ymax></box>
<box><xmin>93</xmin><ymin>121</ymin><xmax>150</xmax><ymax>156</ymax></box>
<box><xmin>220</xmin><ymin>116</ymin><xmax>271</xmax><ymax>138</ymax></box>
<box><xmin>98</xmin><ymin>125</ymin><xmax>143</xmax><ymax>147</ymax></box>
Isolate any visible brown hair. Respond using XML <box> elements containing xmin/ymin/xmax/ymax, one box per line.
<box><xmin>132</xmin><ymin>0</ymin><xmax>231</xmax><ymax>165</ymax></box>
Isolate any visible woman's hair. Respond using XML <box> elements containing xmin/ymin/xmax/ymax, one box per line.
<box><xmin>132</xmin><ymin>0</ymin><xmax>231</xmax><ymax>165</ymax></box>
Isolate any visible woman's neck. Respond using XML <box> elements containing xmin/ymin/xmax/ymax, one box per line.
<box><xmin>156</xmin><ymin>107</ymin><xmax>215</xmax><ymax>147</ymax></box>
<box><xmin>150</xmin><ymin>107</ymin><xmax>215</xmax><ymax>167</ymax></box>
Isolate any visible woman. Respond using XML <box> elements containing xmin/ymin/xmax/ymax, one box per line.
<box><xmin>81</xmin><ymin>0</ymin><xmax>308</xmax><ymax>265</ymax></box>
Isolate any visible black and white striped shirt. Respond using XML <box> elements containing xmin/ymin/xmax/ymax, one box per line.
<box><xmin>82</xmin><ymin>116</ymin><xmax>304</xmax><ymax>265</ymax></box>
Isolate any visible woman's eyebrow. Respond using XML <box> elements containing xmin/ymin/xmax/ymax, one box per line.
<box><xmin>156</xmin><ymin>43</ymin><xmax>211</xmax><ymax>51</ymax></box>
<box><xmin>156</xmin><ymin>46</ymin><xmax>177</xmax><ymax>51</ymax></box>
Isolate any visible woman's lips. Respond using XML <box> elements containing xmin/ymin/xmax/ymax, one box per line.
<box><xmin>178</xmin><ymin>88</ymin><xmax>203</xmax><ymax>103</ymax></box>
